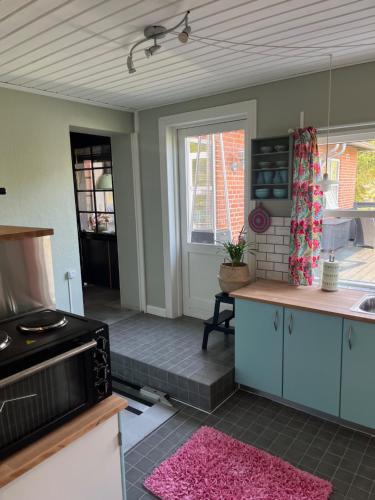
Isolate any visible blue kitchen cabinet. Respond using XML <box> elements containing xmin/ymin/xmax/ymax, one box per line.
<box><xmin>283</xmin><ymin>308</ymin><xmax>342</xmax><ymax>416</ymax></box>
<box><xmin>341</xmin><ymin>319</ymin><xmax>375</xmax><ymax>428</ymax></box>
<box><xmin>235</xmin><ymin>299</ymin><xmax>284</xmax><ymax>396</ymax></box>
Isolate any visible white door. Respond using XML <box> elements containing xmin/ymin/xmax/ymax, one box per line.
<box><xmin>178</xmin><ymin>120</ymin><xmax>248</xmax><ymax>319</ymax></box>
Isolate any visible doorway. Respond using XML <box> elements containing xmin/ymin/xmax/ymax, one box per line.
<box><xmin>178</xmin><ymin>121</ymin><xmax>247</xmax><ymax>319</ymax></box>
<box><xmin>70</xmin><ymin>132</ymin><xmax>120</xmax><ymax>320</ymax></box>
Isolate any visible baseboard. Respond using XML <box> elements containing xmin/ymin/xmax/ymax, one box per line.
<box><xmin>240</xmin><ymin>384</ymin><xmax>375</xmax><ymax>437</ymax></box>
<box><xmin>145</xmin><ymin>305</ymin><xmax>167</xmax><ymax>317</ymax></box>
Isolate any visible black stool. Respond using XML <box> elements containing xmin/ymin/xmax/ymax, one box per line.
<box><xmin>202</xmin><ymin>292</ymin><xmax>235</xmax><ymax>350</ymax></box>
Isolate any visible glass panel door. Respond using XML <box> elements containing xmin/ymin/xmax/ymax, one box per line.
<box><xmin>178</xmin><ymin>120</ymin><xmax>248</xmax><ymax>318</ymax></box>
<box><xmin>184</xmin><ymin>128</ymin><xmax>246</xmax><ymax>245</ymax></box>
<box><xmin>72</xmin><ymin>144</ymin><xmax>116</xmax><ymax>235</ymax></box>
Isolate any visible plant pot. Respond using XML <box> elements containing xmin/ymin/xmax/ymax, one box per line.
<box><xmin>97</xmin><ymin>223</ymin><xmax>107</xmax><ymax>233</ymax></box>
<box><xmin>218</xmin><ymin>262</ymin><xmax>250</xmax><ymax>293</ymax></box>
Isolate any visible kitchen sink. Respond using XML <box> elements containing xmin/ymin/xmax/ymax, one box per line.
<box><xmin>351</xmin><ymin>295</ymin><xmax>375</xmax><ymax>314</ymax></box>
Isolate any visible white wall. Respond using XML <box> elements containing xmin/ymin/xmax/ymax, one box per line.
<box><xmin>0</xmin><ymin>87</ymin><xmax>133</xmax><ymax>314</ymax></box>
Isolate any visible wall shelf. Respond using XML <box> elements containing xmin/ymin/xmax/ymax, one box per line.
<box><xmin>252</xmin><ymin>151</ymin><xmax>289</xmax><ymax>157</ymax></box>
<box><xmin>251</xmin><ymin>134</ymin><xmax>293</xmax><ymax>201</ymax></box>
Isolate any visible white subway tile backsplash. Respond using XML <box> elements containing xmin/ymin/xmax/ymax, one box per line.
<box><xmin>258</xmin><ymin>243</ymin><xmax>274</xmax><ymax>253</ymax></box>
<box><xmin>275</xmin><ymin>226</ymin><xmax>290</xmax><ymax>236</ymax></box>
<box><xmin>267</xmin><ymin>235</ymin><xmax>284</xmax><ymax>244</ymax></box>
<box><xmin>255</xmin><ymin>234</ymin><xmax>267</xmax><ymax>243</ymax></box>
<box><xmin>266</xmin><ymin>270</ymin><xmax>283</xmax><ymax>280</ymax></box>
<box><xmin>257</xmin><ymin>260</ymin><xmax>274</xmax><ymax>271</ymax></box>
<box><xmin>254</xmin><ymin>218</ymin><xmax>291</xmax><ymax>282</ymax></box>
<box><xmin>267</xmin><ymin>253</ymin><xmax>282</xmax><ymax>263</ymax></box>
<box><xmin>271</xmin><ymin>217</ymin><xmax>284</xmax><ymax>226</ymax></box>
<box><xmin>275</xmin><ymin>263</ymin><xmax>289</xmax><ymax>273</ymax></box>
<box><xmin>256</xmin><ymin>252</ymin><xmax>266</xmax><ymax>261</ymax></box>
<box><xmin>275</xmin><ymin>244</ymin><xmax>289</xmax><ymax>255</ymax></box>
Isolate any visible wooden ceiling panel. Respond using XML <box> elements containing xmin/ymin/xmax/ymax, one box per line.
<box><xmin>0</xmin><ymin>0</ymin><xmax>374</xmax><ymax>109</ymax></box>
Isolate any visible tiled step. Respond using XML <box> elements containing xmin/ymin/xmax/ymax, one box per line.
<box><xmin>111</xmin><ymin>351</ymin><xmax>235</xmax><ymax>412</ymax></box>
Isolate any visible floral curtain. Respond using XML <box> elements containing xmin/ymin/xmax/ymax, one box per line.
<box><xmin>289</xmin><ymin>127</ymin><xmax>323</xmax><ymax>286</ymax></box>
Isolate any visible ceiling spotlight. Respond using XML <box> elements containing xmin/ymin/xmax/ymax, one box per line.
<box><xmin>127</xmin><ymin>55</ymin><xmax>136</xmax><ymax>74</ymax></box>
<box><xmin>144</xmin><ymin>40</ymin><xmax>161</xmax><ymax>58</ymax></box>
<box><xmin>178</xmin><ymin>25</ymin><xmax>191</xmax><ymax>43</ymax></box>
<box><xmin>126</xmin><ymin>10</ymin><xmax>190</xmax><ymax>75</ymax></box>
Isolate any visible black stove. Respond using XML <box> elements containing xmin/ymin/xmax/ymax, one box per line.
<box><xmin>0</xmin><ymin>309</ymin><xmax>98</xmax><ymax>366</ymax></box>
<box><xmin>0</xmin><ymin>309</ymin><xmax>112</xmax><ymax>459</ymax></box>
<box><xmin>18</xmin><ymin>310</ymin><xmax>68</xmax><ymax>333</ymax></box>
<box><xmin>0</xmin><ymin>332</ymin><xmax>11</xmax><ymax>351</ymax></box>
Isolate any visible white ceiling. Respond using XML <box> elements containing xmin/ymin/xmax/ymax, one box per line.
<box><xmin>1</xmin><ymin>0</ymin><xmax>375</xmax><ymax>111</ymax></box>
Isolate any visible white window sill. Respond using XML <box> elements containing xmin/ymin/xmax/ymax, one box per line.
<box><xmin>314</xmin><ymin>278</ymin><xmax>375</xmax><ymax>293</ymax></box>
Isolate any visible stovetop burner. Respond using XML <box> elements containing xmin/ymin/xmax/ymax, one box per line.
<box><xmin>18</xmin><ymin>310</ymin><xmax>68</xmax><ymax>333</ymax></box>
<box><xmin>0</xmin><ymin>331</ymin><xmax>11</xmax><ymax>350</ymax></box>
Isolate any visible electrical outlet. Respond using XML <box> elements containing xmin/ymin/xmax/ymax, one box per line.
<box><xmin>65</xmin><ymin>270</ymin><xmax>77</xmax><ymax>280</ymax></box>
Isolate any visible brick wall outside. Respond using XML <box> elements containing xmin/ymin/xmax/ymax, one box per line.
<box><xmin>319</xmin><ymin>144</ymin><xmax>358</xmax><ymax>209</ymax></box>
<box><xmin>337</xmin><ymin>146</ymin><xmax>358</xmax><ymax>208</ymax></box>
<box><xmin>254</xmin><ymin>217</ymin><xmax>291</xmax><ymax>282</ymax></box>
<box><xmin>214</xmin><ymin>130</ymin><xmax>245</xmax><ymax>238</ymax></box>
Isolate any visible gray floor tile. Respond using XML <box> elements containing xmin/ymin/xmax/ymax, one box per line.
<box><xmin>108</xmin><ymin>310</ymin><xmax>235</xmax><ymax>410</ymax></box>
<box><xmin>125</xmin><ymin>390</ymin><xmax>375</xmax><ymax>500</ymax></box>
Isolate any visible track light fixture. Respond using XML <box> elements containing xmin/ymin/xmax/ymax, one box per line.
<box><xmin>144</xmin><ymin>38</ymin><xmax>161</xmax><ymax>58</ymax></box>
<box><xmin>127</xmin><ymin>55</ymin><xmax>136</xmax><ymax>74</ymax></box>
<box><xmin>178</xmin><ymin>14</ymin><xmax>191</xmax><ymax>43</ymax></box>
<box><xmin>127</xmin><ymin>11</ymin><xmax>191</xmax><ymax>74</ymax></box>
<box><xmin>178</xmin><ymin>25</ymin><xmax>191</xmax><ymax>44</ymax></box>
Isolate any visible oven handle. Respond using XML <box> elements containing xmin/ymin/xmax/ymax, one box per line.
<box><xmin>0</xmin><ymin>339</ymin><xmax>97</xmax><ymax>389</ymax></box>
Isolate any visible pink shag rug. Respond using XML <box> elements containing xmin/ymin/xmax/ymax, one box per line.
<box><xmin>144</xmin><ymin>426</ymin><xmax>332</xmax><ymax>499</ymax></box>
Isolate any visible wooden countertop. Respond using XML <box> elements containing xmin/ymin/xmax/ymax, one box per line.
<box><xmin>231</xmin><ymin>279</ymin><xmax>375</xmax><ymax>323</ymax></box>
<box><xmin>0</xmin><ymin>395</ymin><xmax>127</xmax><ymax>488</ymax></box>
<box><xmin>0</xmin><ymin>226</ymin><xmax>54</xmax><ymax>241</ymax></box>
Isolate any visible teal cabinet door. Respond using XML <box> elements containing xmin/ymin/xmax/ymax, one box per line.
<box><xmin>341</xmin><ymin>320</ymin><xmax>375</xmax><ymax>428</ymax></box>
<box><xmin>283</xmin><ymin>308</ymin><xmax>342</xmax><ymax>416</ymax></box>
<box><xmin>235</xmin><ymin>299</ymin><xmax>283</xmax><ymax>396</ymax></box>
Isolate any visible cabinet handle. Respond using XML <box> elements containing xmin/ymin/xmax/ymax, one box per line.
<box><xmin>288</xmin><ymin>314</ymin><xmax>293</xmax><ymax>335</ymax></box>
<box><xmin>348</xmin><ymin>326</ymin><xmax>353</xmax><ymax>350</ymax></box>
<box><xmin>273</xmin><ymin>310</ymin><xmax>279</xmax><ymax>331</ymax></box>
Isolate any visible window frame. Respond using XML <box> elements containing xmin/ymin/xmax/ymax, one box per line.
<box><xmin>317</xmin><ymin>128</ymin><xmax>375</xmax><ymax>291</ymax></box>
<box><xmin>179</xmin><ymin>120</ymin><xmax>248</xmax><ymax>248</ymax></box>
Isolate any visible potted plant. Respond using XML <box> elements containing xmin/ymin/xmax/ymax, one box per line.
<box><xmin>218</xmin><ymin>226</ymin><xmax>254</xmax><ymax>293</ymax></box>
<box><xmin>97</xmin><ymin>213</ymin><xmax>111</xmax><ymax>233</ymax></box>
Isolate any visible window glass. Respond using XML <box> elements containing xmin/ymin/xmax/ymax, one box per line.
<box><xmin>76</xmin><ymin>170</ymin><xmax>93</xmax><ymax>190</ymax></box>
<box><xmin>78</xmin><ymin>191</ymin><xmax>94</xmax><ymax>212</ymax></box>
<box><xmin>317</xmin><ymin>139</ymin><xmax>375</xmax><ymax>287</ymax></box>
<box><xmin>96</xmin><ymin>191</ymin><xmax>114</xmax><ymax>212</ymax></box>
<box><xmin>97</xmin><ymin>213</ymin><xmax>115</xmax><ymax>234</ymax></box>
<box><xmin>185</xmin><ymin>130</ymin><xmax>245</xmax><ymax>244</ymax></box>
<box><xmin>80</xmin><ymin>213</ymin><xmax>96</xmax><ymax>232</ymax></box>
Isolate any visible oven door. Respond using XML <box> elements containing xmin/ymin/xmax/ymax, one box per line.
<box><xmin>0</xmin><ymin>339</ymin><xmax>97</xmax><ymax>459</ymax></box>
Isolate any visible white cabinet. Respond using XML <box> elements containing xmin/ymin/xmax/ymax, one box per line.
<box><xmin>1</xmin><ymin>414</ymin><xmax>125</xmax><ymax>500</ymax></box>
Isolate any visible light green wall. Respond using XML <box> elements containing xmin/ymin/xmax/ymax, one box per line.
<box><xmin>138</xmin><ymin>61</ymin><xmax>375</xmax><ymax>309</ymax></box>
<box><xmin>111</xmin><ymin>133</ymin><xmax>140</xmax><ymax>310</ymax></box>
<box><xmin>0</xmin><ymin>87</ymin><xmax>133</xmax><ymax>314</ymax></box>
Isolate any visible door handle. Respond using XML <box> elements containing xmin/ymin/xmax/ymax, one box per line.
<box><xmin>273</xmin><ymin>310</ymin><xmax>279</xmax><ymax>331</ymax></box>
<box><xmin>288</xmin><ymin>313</ymin><xmax>293</xmax><ymax>335</ymax></box>
<box><xmin>0</xmin><ymin>340</ymin><xmax>97</xmax><ymax>389</ymax></box>
<box><xmin>348</xmin><ymin>326</ymin><xmax>353</xmax><ymax>350</ymax></box>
